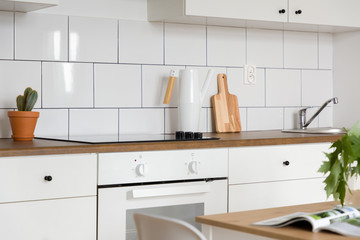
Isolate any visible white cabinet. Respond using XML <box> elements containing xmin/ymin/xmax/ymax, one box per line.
<box><xmin>289</xmin><ymin>0</ymin><xmax>360</xmax><ymax>28</ymax></box>
<box><xmin>148</xmin><ymin>0</ymin><xmax>287</xmax><ymax>24</ymax></box>
<box><xmin>0</xmin><ymin>0</ymin><xmax>58</xmax><ymax>12</ymax></box>
<box><xmin>0</xmin><ymin>153</ymin><xmax>97</xmax><ymax>240</ymax></box>
<box><xmin>148</xmin><ymin>0</ymin><xmax>360</xmax><ymax>31</ymax></box>
<box><xmin>228</xmin><ymin>143</ymin><xmax>332</xmax><ymax>212</ymax></box>
<box><xmin>0</xmin><ymin>197</ymin><xmax>96</xmax><ymax>240</ymax></box>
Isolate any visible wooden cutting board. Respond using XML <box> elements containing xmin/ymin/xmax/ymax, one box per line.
<box><xmin>212</xmin><ymin>74</ymin><xmax>241</xmax><ymax>133</ymax></box>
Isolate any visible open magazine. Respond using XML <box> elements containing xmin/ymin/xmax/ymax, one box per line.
<box><xmin>253</xmin><ymin>206</ymin><xmax>360</xmax><ymax>238</ymax></box>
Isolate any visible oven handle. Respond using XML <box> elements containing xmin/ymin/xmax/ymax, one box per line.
<box><xmin>131</xmin><ymin>185</ymin><xmax>211</xmax><ymax>199</ymax></box>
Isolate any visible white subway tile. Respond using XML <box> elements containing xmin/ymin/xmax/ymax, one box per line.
<box><xmin>69</xmin><ymin>109</ymin><xmax>118</xmax><ymax>136</ymax></box>
<box><xmin>69</xmin><ymin>16</ymin><xmax>117</xmax><ymax>63</ymax></box>
<box><xmin>284</xmin><ymin>107</ymin><xmax>301</xmax><ymax>129</ymax></box>
<box><xmin>165</xmin><ymin>107</ymin><xmax>206</xmax><ymax>133</ymax></box>
<box><xmin>247</xmin><ymin>108</ymin><xmax>283</xmax><ymax>131</ymax></box>
<box><xmin>227</xmin><ymin>68</ymin><xmax>265</xmax><ymax>107</ymax></box>
<box><xmin>119</xmin><ymin>20</ymin><xmax>163</xmax><ymax>64</ymax></box>
<box><xmin>0</xmin><ymin>109</ymin><xmax>11</xmax><ymax>138</ymax></box>
<box><xmin>319</xmin><ymin>33</ymin><xmax>333</xmax><ymax>70</ymax></box>
<box><xmin>207</xmin><ymin>26</ymin><xmax>245</xmax><ymax>67</ymax></box>
<box><xmin>165</xmin><ymin>23</ymin><xmax>206</xmax><ymax>66</ymax></box>
<box><xmin>239</xmin><ymin>108</ymin><xmax>247</xmax><ymax>131</ymax></box>
<box><xmin>42</xmin><ymin>62</ymin><xmax>93</xmax><ymax>108</ymax></box>
<box><xmin>119</xmin><ymin>109</ymin><xmax>164</xmax><ymax>134</ymax></box>
<box><xmin>15</xmin><ymin>13</ymin><xmax>68</xmax><ymax>61</ymax></box>
<box><xmin>302</xmin><ymin>70</ymin><xmax>333</xmax><ymax>106</ymax></box>
<box><xmin>0</xmin><ymin>12</ymin><xmax>13</xmax><ymax>59</ymax></box>
<box><xmin>266</xmin><ymin>69</ymin><xmax>301</xmax><ymax>107</ymax></box>
<box><xmin>142</xmin><ymin>65</ymin><xmax>185</xmax><ymax>107</ymax></box>
<box><xmin>186</xmin><ymin>66</ymin><xmax>227</xmax><ymax>107</ymax></box>
<box><xmin>319</xmin><ymin>107</ymin><xmax>333</xmax><ymax>127</ymax></box>
<box><xmin>0</xmin><ymin>61</ymin><xmax>41</xmax><ymax>108</ymax></box>
<box><xmin>247</xmin><ymin>29</ymin><xmax>283</xmax><ymax>68</ymax></box>
<box><xmin>95</xmin><ymin>64</ymin><xmax>141</xmax><ymax>107</ymax></box>
<box><xmin>35</xmin><ymin>109</ymin><xmax>68</xmax><ymax>137</ymax></box>
<box><xmin>284</xmin><ymin>31</ymin><xmax>317</xmax><ymax>69</ymax></box>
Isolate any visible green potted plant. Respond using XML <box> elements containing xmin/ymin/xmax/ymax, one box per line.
<box><xmin>319</xmin><ymin>123</ymin><xmax>360</xmax><ymax>206</ymax></box>
<box><xmin>8</xmin><ymin>87</ymin><xmax>39</xmax><ymax>141</ymax></box>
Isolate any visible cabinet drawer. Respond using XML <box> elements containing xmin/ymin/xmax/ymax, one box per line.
<box><xmin>229</xmin><ymin>143</ymin><xmax>330</xmax><ymax>184</ymax></box>
<box><xmin>229</xmin><ymin>178</ymin><xmax>330</xmax><ymax>212</ymax></box>
<box><xmin>0</xmin><ymin>154</ymin><xmax>97</xmax><ymax>203</ymax></box>
<box><xmin>0</xmin><ymin>196</ymin><xmax>96</xmax><ymax>240</ymax></box>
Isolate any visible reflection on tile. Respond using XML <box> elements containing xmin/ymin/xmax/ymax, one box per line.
<box><xmin>165</xmin><ymin>23</ymin><xmax>206</xmax><ymax>65</ymax></box>
<box><xmin>69</xmin><ymin>109</ymin><xmax>118</xmax><ymax>136</ymax></box>
<box><xmin>319</xmin><ymin>33</ymin><xmax>333</xmax><ymax>70</ymax></box>
<box><xmin>69</xmin><ymin>16</ymin><xmax>117</xmax><ymax>63</ymax></box>
<box><xmin>0</xmin><ymin>12</ymin><xmax>13</xmax><ymax>59</ymax></box>
<box><xmin>207</xmin><ymin>26</ymin><xmax>245</xmax><ymax>67</ymax></box>
<box><xmin>119</xmin><ymin>20</ymin><xmax>163</xmax><ymax>64</ymax></box>
<box><xmin>0</xmin><ymin>61</ymin><xmax>41</xmax><ymax>108</ymax></box>
<box><xmin>319</xmin><ymin>107</ymin><xmax>333</xmax><ymax>127</ymax></box>
<box><xmin>247</xmin><ymin>108</ymin><xmax>283</xmax><ymax>131</ymax></box>
<box><xmin>95</xmin><ymin>64</ymin><xmax>141</xmax><ymax>107</ymax></box>
<box><xmin>284</xmin><ymin>107</ymin><xmax>301</xmax><ymax>129</ymax></box>
<box><xmin>266</xmin><ymin>69</ymin><xmax>301</xmax><ymax>107</ymax></box>
<box><xmin>42</xmin><ymin>62</ymin><xmax>93</xmax><ymax>108</ymax></box>
<box><xmin>284</xmin><ymin>31</ymin><xmax>317</xmax><ymax>69</ymax></box>
<box><xmin>35</xmin><ymin>109</ymin><xmax>68</xmax><ymax>137</ymax></box>
<box><xmin>0</xmin><ymin>109</ymin><xmax>11</xmax><ymax>138</ymax></box>
<box><xmin>15</xmin><ymin>13</ymin><xmax>68</xmax><ymax>61</ymax></box>
<box><xmin>302</xmin><ymin>70</ymin><xmax>333</xmax><ymax>106</ymax></box>
<box><xmin>247</xmin><ymin>28</ymin><xmax>283</xmax><ymax>68</ymax></box>
<box><xmin>120</xmin><ymin>109</ymin><xmax>164</xmax><ymax>134</ymax></box>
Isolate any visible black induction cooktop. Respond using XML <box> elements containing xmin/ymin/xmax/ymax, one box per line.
<box><xmin>35</xmin><ymin>133</ymin><xmax>219</xmax><ymax>144</ymax></box>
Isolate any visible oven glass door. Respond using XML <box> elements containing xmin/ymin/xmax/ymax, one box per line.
<box><xmin>98</xmin><ymin>180</ymin><xmax>227</xmax><ymax>240</ymax></box>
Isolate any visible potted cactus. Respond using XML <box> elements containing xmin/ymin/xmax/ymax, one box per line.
<box><xmin>8</xmin><ymin>87</ymin><xmax>39</xmax><ymax>141</ymax></box>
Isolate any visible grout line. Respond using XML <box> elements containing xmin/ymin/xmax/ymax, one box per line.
<box><xmin>118</xmin><ymin>108</ymin><xmax>120</xmax><ymax>140</ymax></box>
<box><xmin>67</xmin><ymin>108</ymin><xmax>70</xmax><ymax>140</ymax></box>
<box><xmin>40</xmin><ymin>62</ymin><xmax>43</xmax><ymax>108</ymax></box>
<box><xmin>140</xmin><ymin>65</ymin><xmax>143</xmax><ymax>108</ymax></box>
<box><xmin>13</xmin><ymin>12</ymin><xmax>15</xmax><ymax>60</ymax></box>
<box><xmin>117</xmin><ymin>19</ymin><xmax>120</xmax><ymax>64</ymax></box>
<box><xmin>206</xmin><ymin>25</ymin><xmax>208</xmax><ymax>67</ymax></box>
<box><xmin>93</xmin><ymin>63</ymin><xmax>95</xmax><ymax>108</ymax></box>
<box><xmin>67</xmin><ymin>16</ymin><xmax>70</xmax><ymax>62</ymax></box>
<box><xmin>163</xmin><ymin>22</ymin><xmax>165</xmax><ymax>65</ymax></box>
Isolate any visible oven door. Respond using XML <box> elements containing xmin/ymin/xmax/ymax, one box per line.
<box><xmin>97</xmin><ymin>179</ymin><xmax>227</xmax><ymax>240</ymax></box>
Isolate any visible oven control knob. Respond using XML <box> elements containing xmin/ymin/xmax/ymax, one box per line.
<box><xmin>188</xmin><ymin>161</ymin><xmax>198</xmax><ymax>174</ymax></box>
<box><xmin>135</xmin><ymin>164</ymin><xmax>147</xmax><ymax>177</ymax></box>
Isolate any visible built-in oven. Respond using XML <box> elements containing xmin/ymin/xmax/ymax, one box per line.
<box><xmin>97</xmin><ymin>148</ymin><xmax>228</xmax><ymax>240</ymax></box>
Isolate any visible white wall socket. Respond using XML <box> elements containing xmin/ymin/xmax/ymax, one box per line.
<box><xmin>244</xmin><ymin>65</ymin><xmax>256</xmax><ymax>85</ymax></box>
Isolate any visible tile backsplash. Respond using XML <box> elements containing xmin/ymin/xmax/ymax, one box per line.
<box><xmin>0</xmin><ymin>12</ymin><xmax>334</xmax><ymax>138</ymax></box>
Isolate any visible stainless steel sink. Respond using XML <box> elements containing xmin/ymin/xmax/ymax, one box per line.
<box><xmin>282</xmin><ymin>127</ymin><xmax>345</xmax><ymax>134</ymax></box>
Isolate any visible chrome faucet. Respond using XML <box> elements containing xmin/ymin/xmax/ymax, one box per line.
<box><xmin>299</xmin><ymin>97</ymin><xmax>338</xmax><ymax>129</ymax></box>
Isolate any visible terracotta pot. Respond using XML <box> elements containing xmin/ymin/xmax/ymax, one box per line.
<box><xmin>8</xmin><ymin>111</ymin><xmax>39</xmax><ymax>141</ymax></box>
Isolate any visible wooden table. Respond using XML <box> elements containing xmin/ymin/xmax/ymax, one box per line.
<box><xmin>196</xmin><ymin>202</ymin><xmax>359</xmax><ymax>240</ymax></box>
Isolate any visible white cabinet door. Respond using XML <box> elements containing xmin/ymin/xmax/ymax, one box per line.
<box><xmin>0</xmin><ymin>153</ymin><xmax>97</xmax><ymax>203</ymax></box>
<box><xmin>229</xmin><ymin>143</ymin><xmax>330</xmax><ymax>184</ymax></box>
<box><xmin>289</xmin><ymin>0</ymin><xmax>360</xmax><ymax>27</ymax></box>
<box><xmin>186</xmin><ymin>0</ymin><xmax>287</xmax><ymax>22</ymax></box>
<box><xmin>229</xmin><ymin>178</ymin><xmax>330</xmax><ymax>212</ymax></box>
<box><xmin>0</xmin><ymin>196</ymin><xmax>96</xmax><ymax>240</ymax></box>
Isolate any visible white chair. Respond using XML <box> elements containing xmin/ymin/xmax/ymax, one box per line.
<box><xmin>133</xmin><ymin>213</ymin><xmax>207</xmax><ymax>240</ymax></box>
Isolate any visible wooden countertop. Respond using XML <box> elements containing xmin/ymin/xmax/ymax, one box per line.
<box><xmin>0</xmin><ymin>130</ymin><xmax>342</xmax><ymax>157</ymax></box>
<box><xmin>196</xmin><ymin>201</ymin><xmax>358</xmax><ymax>240</ymax></box>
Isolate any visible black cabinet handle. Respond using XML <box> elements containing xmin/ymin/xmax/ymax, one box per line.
<box><xmin>283</xmin><ymin>161</ymin><xmax>290</xmax><ymax>166</ymax></box>
<box><xmin>44</xmin><ymin>176</ymin><xmax>53</xmax><ymax>181</ymax></box>
<box><xmin>295</xmin><ymin>10</ymin><xmax>302</xmax><ymax>14</ymax></box>
<box><xmin>279</xmin><ymin>9</ymin><xmax>286</xmax><ymax>14</ymax></box>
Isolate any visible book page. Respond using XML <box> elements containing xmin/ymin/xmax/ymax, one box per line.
<box><xmin>319</xmin><ymin>217</ymin><xmax>360</xmax><ymax>238</ymax></box>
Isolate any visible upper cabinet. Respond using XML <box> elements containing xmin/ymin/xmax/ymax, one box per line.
<box><xmin>148</xmin><ymin>0</ymin><xmax>360</xmax><ymax>32</ymax></box>
<box><xmin>289</xmin><ymin>0</ymin><xmax>360</xmax><ymax>28</ymax></box>
<box><xmin>0</xmin><ymin>0</ymin><xmax>58</xmax><ymax>12</ymax></box>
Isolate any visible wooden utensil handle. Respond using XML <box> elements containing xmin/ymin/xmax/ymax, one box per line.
<box><xmin>163</xmin><ymin>76</ymin><xmax>176</xmax><ymax>104</ymax></box>
<box><xmin>217</xmin><ymin>74</ymin><xmax>229</xmax><ymax>94</ymax></box>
